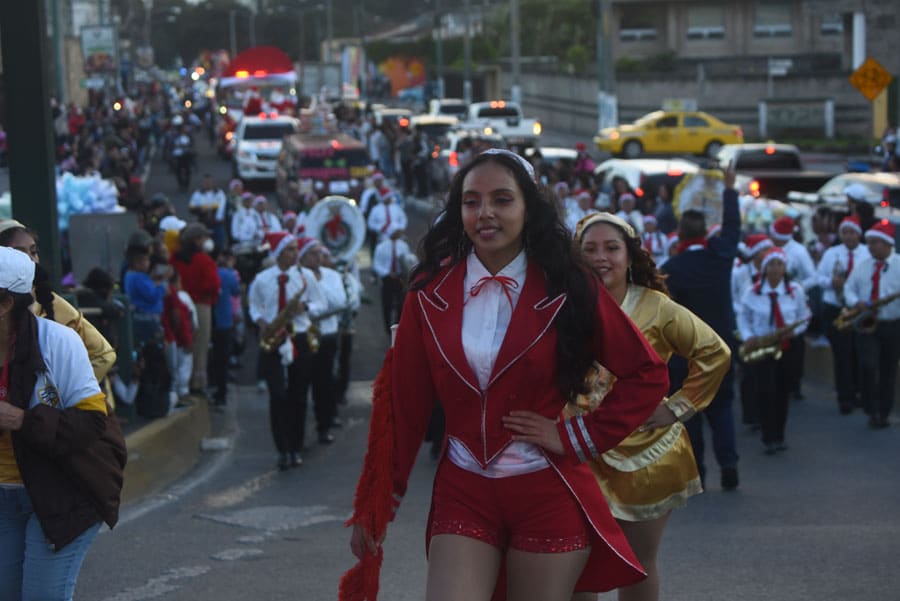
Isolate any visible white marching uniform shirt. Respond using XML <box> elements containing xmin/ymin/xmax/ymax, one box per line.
<box><xmin>737</xmin><ymin>279</ymin><xmax>810</xmax><ymax>342</ymax></box>
<box><xmin>258</xmin><ymin>211</ymin><xmax>283</xmax><ymax>234</ymax></box>
<box><xmin>231</xmin><ymin>207</ymin><xmax>262</xmax><ymax>245</ymax></box>
<box><xmin>642</xmin><ymin>231</ymin><xmax>667</xmax><ymax>265</ymax></box>
<box><xmin>844</xmin><ymin>253</ymin><xmax>900</xmax><ymax>321</ymax></box>
<box><xmin>372</xmin><ymin>238</ymin><xmax>413</xmax><ymax>278</ymax></box>
<box><xmin>780</xmin><ymin>239</ymin><xmax>817</xmax><ymax>290</ymax></box>
<box><xmin>189</xmin><ymin>189</ymin><xmax>227</xmax><ymax>222</ymax></box>
<box><xmin>731</xmin><ymin>261</ymin><xmax>760</xmax><ymax>317</ymax></box>
<box><xmin>366</xmin><ymin>203</ymin><xmax>408</xmax><ymax>239</ymax></box>
<box><xmin>358</xmin><ymin>187</ymin><xmax>381</xmax><ymax>216</ymax></box>
<box><xmin>248</xmin><ymin>264</ymin><xmax>326</xmax><ymax>335</ymax></box>
<box><xmin>313</xmin><ymin>266</ymin><xmax>347</xmax><ymax>337</ymax></box>
<box><xmin>815</xmin><ymin>243</ymin><xmax>871</xmax><ymax>308</ymax></box>
<box><xmin>447</xmin><ymin>250</ymin><xmax>550</xmax><ymax>479</ymax></box>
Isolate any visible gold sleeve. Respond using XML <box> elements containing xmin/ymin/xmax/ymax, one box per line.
<box><xmin>658</xmin><ymin>300</ymin><xmax>731</xmax><ymax>421</ymax></box>
<box><xmin>37</xmin><ymin>293</ymin><xmax>118</xmax><ymax>382</ymax></box>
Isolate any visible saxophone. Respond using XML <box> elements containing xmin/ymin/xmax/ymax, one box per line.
<box><xmin>738</xmin><ymin>319</ymin><xmax>808</xmax><ymax>364</ymax></box>
<box><xmin>833</xmin><ymin>291</ymin><xmax>900</xmax><ymax>334</ymax></box>
<box><xmin>259</xmin><ymin>279</ymin><xmax>307</xmax><ymax>353</ymax></box>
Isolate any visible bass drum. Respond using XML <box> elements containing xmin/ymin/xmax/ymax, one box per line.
<box><xmin>305</xmin><ymin>195</ymin><xmax>367</xmax><ymax>263</ymax></box>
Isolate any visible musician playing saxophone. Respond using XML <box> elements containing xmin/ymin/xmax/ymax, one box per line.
<box><xmin>736</xmin><ymin>247</ymin><xmax>811</xmax><ymax>455</ymax></box>
<box><xmin>843</xmin><ymin>220</ymin><xmax>900</xmax><ymax>430</ymax></box>
<box><xmin>248</xmin><ymin>232</ymin><xmax>326</xmax><ymax>470</ymax></box>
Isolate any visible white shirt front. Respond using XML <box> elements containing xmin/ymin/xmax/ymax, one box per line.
<box><xmin>248</xmin><ymin>264</ymin><xmax>326</xmax><ymax>333</ymax></box>
<box><xmin>313</xmin><ymin>266</ymin><xmax>347</xmax><ymax>336</ymax></box>
<box><xmin>731</xmin><ymin>261</ymin><xmax>760</xmax><ymax>316</ymax></box>
<box><xmin>358</xmin><ymin>187</ymin><xmax>381</xmax><ymax>216</ymax></box>
<box><xmin>366</xmin><ymin>203</ymin><xmax>408</xmax><ymax>239</ymax></box>
<box><xmin>258</xmin><ymin>210</ymin><xmax>283</xmax><ymax>233</ymax></box>
<box><xmin>231</xmin><ymin>206</ymin><xmax>262</xmax><ymax>245</ymax></box>
<box><xmin>737</xmin><ymin>279</ymin><xmax>810</xmax><ymax>341</ymax></box>
<box><xmin>781</xmin><ymin>239</ymin><xmax>817</xmax><ymax>290</ymax></box>
<box><xmin>844</xmin><ymin>253</ymin><xmax>900</xmax><ymax>321</ymax></box>
<box><xmin>372</xmin><ymin>238</ymin><xmax>413</xmax><ymax>278</ymax></box>
<box><xmin>815</xmin><ymin>243</ymin><xmax>871</xmax><ymax>307</ymax></box>
<box><xmin>642</xmin><ymin>230</ymin><xmax>667</xmax><ymax>264</ymax></box>
<box><xmin>189</xmin><ymin>189</ymin><xmax>227</xmax><ymax>222</ymax></box>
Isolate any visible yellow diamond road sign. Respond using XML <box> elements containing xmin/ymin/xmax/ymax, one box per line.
<box><xmin>849</xmin><ymin>57</ymin><xmax>893</xmax><ymax>102</ymax></box>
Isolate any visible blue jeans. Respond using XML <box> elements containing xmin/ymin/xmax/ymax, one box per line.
<box><xmin>684</xmin><ymin>365</ymin><xmax>740</xmax><ymax>479</ymax></box>
<box><xmin>0</xmin><ymin>486</ymin><xmax>101</xmax><ymax>601</ymax></box>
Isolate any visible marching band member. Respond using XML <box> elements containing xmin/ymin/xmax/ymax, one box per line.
<box><xmin>737</xmin><ymin>247</ymin><xmax>810</xmax><ymax>454</ymax></box>
<box><xmin>253</xmin><ymin>195</ymin><xmax>283</xmax><ymax>235</ymax></box>
<box><xmin>297</xmin><ymin>237</ymin><xmax>345</xmax><ymax>445</ymax></box>
<box><xmin>371</xmin><ymin>224</ymin><xmax>413</xmax><ymax>336</ymax></box>
<box><xmin>345</xmin><ymin>149</ymin><xmax>668</xmax><ymax>601</ymax></box>
<box><xmin>189</xmin><ymin>174</ymin><xmax>227</xmax><ymax>251</ymax></box>
<box><xmin>572</xmin><ymin>213</ymin><xmax>730</xmax><ymax>601</ymax></box>
<box><xmin>843</xmin><ymin>220</ymin><xmax>900</xmax><ymax>429</ymax></box>
<box><xmin>615</xmin><ymin>193</ymin><xmax>644</xmax><ymax>235</ymax></box>
<box><xmin>358</xmin><ymin>171</ymin><xmax>387</xmax><ymax>217</ymax></box>
<box><xmin>815</xmin><ymin>216</ymin><xmax>870</xmax><ymax>414</ymax></box>
<box><xmin>641</xmin><ymin>215</ymin><xmax>667</xmax><ymax>265</ymax></box>
<box><xmin>321</xmin><ymin>249</ymin><xmax>362</xmax><ymax>407</ymax></box>
<box><xmin>248</xmin><ymin>231</ymin><xmax>326</xmax><ymax>470</ymax></box>
<box><xmin>366</xmin><ymin>188</ymin><xmax>407</xmax><ymax>244</ymax></box>
<box><xmin>231</xmin><ymin>192</ymin><xmax>261</xmax><ymax>247</ymax></box>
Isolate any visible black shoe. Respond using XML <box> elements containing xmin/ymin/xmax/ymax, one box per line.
<box><xmin>721</xmin><ymin>467</ymin><xmax>739</xmax><ymax>491</ymax></box>
<box><xmin>277</xmin><ymin>453</ymin><xmax>291</xmax><ymax>471</ymax></box>
<box><xmin>764</xmin><ymin>443</ymin><xmax>778</xmax><ymax>455</ymax></box>
<box><xmin>289</xmin><ymin>451</ymin><xmax>303</xmax><ymax>467</ymax></box>
<box><xmin>318</xmin><ymin>433</ymin><xmax>335</xmax><ymax>445</ymax></box>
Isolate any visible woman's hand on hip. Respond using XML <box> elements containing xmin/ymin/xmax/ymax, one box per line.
<box><xmin>502</xmin><ymin>410</ymin><xmax>564</xmax><ymax>455</ymax></box>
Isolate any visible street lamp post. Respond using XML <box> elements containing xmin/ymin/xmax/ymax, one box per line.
<box><xmin>463</xmin><ymin>0</ymin><xmax>471</xmax><ymax>104</ymax></box>
<box><xmin>325</xmin><ymin>0</ymin><xmax>333</xmax><ymax>62</ymax></box>
<box><xmin>434</xmin><ymin>0</ymin><xmax>444</xmax><ymax>99</ymax></box>
<box><xmin>510</xmin><ymin>0</ymin><xmax>520</xmax><ymax>104</ymax></box>
<box><xmin>229</xmin><ymin>9</ymin><xmax>237</xmax><ymax>57</ymax></box>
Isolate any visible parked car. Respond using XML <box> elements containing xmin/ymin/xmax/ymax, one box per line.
<box><xmin>787</xmin><ymin>171</ymin><xmax>900</xmax><ymax>208</ymax></box>
<box><xmin>275</xmin><ymin>132</ymin><xmax>370</xmax><ymax>210</ymax></box>
<box><xmin>233</xmin><ymin>114</ymin><xmax>301</xmax><ymax>181</ymax></box>
<box><xmin>373</xmin><ymin>107</ymin><xmax>413</xmax><ymax>129</ymax></box>
<box><xmin>428</xmin><ymin>98</ymin><xmax>469</xmax><ymax>120</ymax></box>
<box><xmin>594</xmin><ymin>110</ymin><xmax>743</xmax><ymax>159</ymax></box>
<box><xmin>717</xmin><ymin>143</ymin><xmax>834</xmax><ymax>201</ymax></box>
<box><xmin>410</xmin><ymin>115</ymin><xmax>459</xmax><ymax>145</ymax></box>
<box><xmin>593</xmin><ymin>157</ymin><xmax>699</xmax><ymax>200</ymax></box>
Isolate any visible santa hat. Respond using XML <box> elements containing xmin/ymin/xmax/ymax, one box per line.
<box><xmin>265</xmin><ymin>231</ymin><xmax>296</xmax><ymax>259</ymax></box>
<box><xmin>619</xmin><ymin>193</ymin><xmax>636</xmax><ymax>205</ymax></box>
<box><xmin>240</xmin><ymin>191</ymin><xmax>254</xmax><ymax>202</ymax></box>
<box><xmin>575</xmin><ymin>189</ymin><xmax>593</xmax><ymax>202</ymax></box>
<box><xmin>838</xmin><ymin>215</ymin><xmax>862</xmax><ymax>235</ymax></box>
<box><xmin>228</xmin><ymin>178</ymin><xmax>243</xmax><ymax>192</ymax></box>
<box><xmin>371</xmin><ymin>170</ymin><xmax>385</xmax><ymax>181</ymax></box>
<box><xmin>253</xmin><ymin>195</ymin><xmax>268</xmax><ymax>207</ymax></box>
<box><xmin>770</xmin><ymin>216</ymin><xmax>795</xmax><ymax>241</ymax></box>
<box><xmin>642</xmin><ymin>214</ymin><xmax>657</xmax><ymax>226</ymax></box>
<box><xmin>378</xmin><ymin>187</ymin><xmax>394</xmax><ymax>202</ymax></box>
<box><xmin>864</xmin><ymin>220</ymin><xmax>896</xmax><ymax>246</ymax></box>
<box><xmin>552</xmin><ymin>181</ymin><xmax>570</xmax><ymax>196</ymax></box>
<box><xmin>282</xmin><ymin>211</ymin><xmax>298</xmax><ymax>224</ymax></box>
<box><xmin>296</xmin><ymin>236</ymin><xmax>320</xmax><ymax>259</ymax></box>
<box><xmin>744</xmin><ymin>233</ymin><xmax>773</xmax><ymax>256</ymax></box>
<box><xmin>706</xmin><ymin>223</ymin><xmax>722</xmax><ymax>239</ymax></box>
<box><xmin>760</xmin><ymin>247</ymin><xmax>788</xmax><ymax>274</ymax></box>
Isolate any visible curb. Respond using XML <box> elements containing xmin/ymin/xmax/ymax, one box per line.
<box><xmin>121</xmin><ymin>396</ymin><xmax>210</xmax><ymax>505</ymax></box>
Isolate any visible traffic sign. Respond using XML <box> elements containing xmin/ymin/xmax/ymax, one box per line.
<box><xmin>849</xmin><ymin>57</ymin><xmax>893</xmax><ymax>102</ymax></box>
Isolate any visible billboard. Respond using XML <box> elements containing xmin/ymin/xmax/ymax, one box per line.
<box><xmin>81</xmin><ymin>25</ymin><xmax>118</xmax><ymax>73</ymax></box>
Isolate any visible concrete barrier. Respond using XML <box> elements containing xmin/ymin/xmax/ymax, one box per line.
<box><xmin>121</xmin><ymin>397</ymin><xmax>210</xmax><ymax>505</ymax></box>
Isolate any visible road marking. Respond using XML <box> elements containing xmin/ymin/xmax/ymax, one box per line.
<box><xmin>203</xmin><ymin>471</ymin><xmax>277</xmax><ymax>508</ymax></box>
<box><xmin>101</xmin><ymin>566</ymin><xmax>211</xmax><ymax>601</ymax></box>
<box><xmin>198</xmin><ymin>505</ymin><xmax>343</xmax><ymax>532</ymax></box>
<box><xmin>211</xmin><ymin>548</ymin><xmax>265</xmax><ymax>561</ymax></box>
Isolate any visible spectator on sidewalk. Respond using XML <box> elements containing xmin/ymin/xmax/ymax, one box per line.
<box><xmin>211</xmin><ymin>249</ymin><xmax>241</xmax><ymax>407</ymax></box>
<box><xmin>123</xmin><ymin>245</ymin><xmax>167</xmax><ymax>348</ymax></box>
<box><xmin>189</xmin><ymin>174</ymin><xmax>228</xmax><ymax>251</ymax></box>
<box><xmin>162</xmin><ymin>269</ymin><xmax>196</xmax><ymax>411</ymax></box>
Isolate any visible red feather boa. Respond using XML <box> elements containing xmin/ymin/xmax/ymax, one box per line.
<box><xmin>339</xmin><ymin>348</ymin><xmax>395</xmax><ymax>601</ymax></box>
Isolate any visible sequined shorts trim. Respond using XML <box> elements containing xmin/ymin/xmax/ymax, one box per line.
<box><xmin>430</xmin><ymin>520</ymin><xmax>591</xmax><ymax>553</ymax></box>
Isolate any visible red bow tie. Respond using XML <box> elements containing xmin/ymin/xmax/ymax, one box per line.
<box><xmin>468</xmin><ymin>275</ymin><xmax>519</xmax><ymax>307</ymax></box>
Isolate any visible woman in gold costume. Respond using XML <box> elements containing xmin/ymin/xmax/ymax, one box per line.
<box><xmin>571</xmin><ymin>213</ymin><xmax>731</xmax><ymax>601</ymax></box>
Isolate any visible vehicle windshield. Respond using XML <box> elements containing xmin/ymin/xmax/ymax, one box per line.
<box><xmin>243</xmin><ymin>123</ymin><xmax>296</xmax><ymax>140</ymax></box>
<box><xmin>634</xmin><ymin>111</ymin><xmax>666</xmax><ymax>126</ymax></box>
<box><xmin>416</xmin><ymin>123</ymin><xmax>455</xmax><ymax>141</ymax></box>
<box><xmin>476</xmin><ymin>108</ymin><xmax>519</xmax><ymax>118</ymax></box>
<box><xmin>438</xmin><ymin>104</ymin><xmax>467</xmax><ymax>116</ymax></box>
<box><xmin>734</xmin><ymin>150</ymin><xmax>802</xmax><ymax>170</ymax></box>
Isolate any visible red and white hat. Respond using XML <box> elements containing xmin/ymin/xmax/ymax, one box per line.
<box><xmin>296</xmin><ymin>235</ymin><xmax>320</xmax><ymax>259</ymax></box>
<box><xmin>282</xmin><ymin>211</ymin><xmax>297</xmax><ymax>224</ymax></box>
<box><xmin>760</xmin><ymin>247</ymin><xmax>788</xmax><ymax>273</ymax></box>
<box><xmin>372</xmin><ymin>170</ymin><xmax>385</xmax><ymax>181</ymax></box>
<box><xmin>665</xmin><ymin>231</ymin><xmax>680</xmax><ymax>253</ymax></box>
<box><xmin>744</xmin><ymin>233</ymin><xmax>774</xmax><ymax>256</ymax></box>
<box><xmin>642</xmin><ymin>214</ymin><xmax>657</xmax><ymax>226</ymax></box>
<box><xmin>265</xmin><ymin>231</ymin><xmax>296</xmax><ymax>259</ymax></box>
<box><xmin>770</xmin><ymin>216</ymin><xmax>795</xmax><ymax>241</ymax></box>
<box><xmin>864</xmin><ymin>219</ymin><xmax>896</xmax><ymax>246</ymax></box>
<box><xmin>253</xmin><ymin>195</ymin><xmax>268</xmax><ymax>207</ymax></box>
<box><xmin>838</xmin><ymin>215</ymin><xmax>862</xmax><ymax>235</ymax></box>
<box><xmin>378</xmin><ymin>187</ymin><xmax>394</xmax><ymax>202</ymax></box>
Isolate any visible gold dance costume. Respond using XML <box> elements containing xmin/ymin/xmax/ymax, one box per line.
<box><xmin>569</xmin><ymin>285</ymin><xmax>731</xmax><ymax>521</ymax></box>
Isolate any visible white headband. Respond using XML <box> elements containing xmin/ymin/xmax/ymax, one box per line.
<box><xmin>575</xmin><ymin>212</ymin><xmax>637</xmax><ymax>242</ymax></box>
<box><xmin>0</xmin><ymin>246</ymin><xmax>35</xmax><ymax>294</ymax></box>
<box><xmin>480</xmin><ymin>148</ymin><xmax>537</xmax><ymax>181</ymax></box>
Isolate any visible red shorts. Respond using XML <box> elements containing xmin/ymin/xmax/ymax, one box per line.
<box><xmin>430</xmin><ymin>459</ymin><xmax>591</xmax><ymax>553</ymax></box>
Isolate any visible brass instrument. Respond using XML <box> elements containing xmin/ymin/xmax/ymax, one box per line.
<box><xmin>738</xmin><ymin>319</ymin><xmax>808</xmax><ymax>364</ymax></box>
<box><xmin>306</xmin><ymin>322</ymin><xmax>321</xmax><ymax>354</ymax></box>
<box><xmin>259</xmin><ymin>280</ymin><xmax>308</xmax><ymax>353</ymax></box>
<box><xmin>833</xmin><ymin>291</ymin><xmax>900</xmax><ymax>334</ymax></box>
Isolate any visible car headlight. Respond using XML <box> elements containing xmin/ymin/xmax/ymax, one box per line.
<box><xmin>350</xmin><ymin>179</ymin><xmax>359</xmax><ymax>187</ymax></box>
<box><xmin>609</xmin><ymin>131</ymin><xmax>620</xmax><ymax>140</ymax></box>
<box><xmin>533</xmin><ymin>122</ymin><xmax>542</xmax><ymax>136</ymax></box>
<box><xmin>315</xmin><ymin>181</ymin><xmax>324</xmax><ymax>190</ymax></box>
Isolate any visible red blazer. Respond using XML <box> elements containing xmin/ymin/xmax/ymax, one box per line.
<box><xmin>390</xmin><ymin>259</ymin><xmax>669</xmax><ymax>592</ymax></box>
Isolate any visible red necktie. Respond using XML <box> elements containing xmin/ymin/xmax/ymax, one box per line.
<box><xmin>768</xmin><ymin>290</ymin><xmax>790</xmax><ymax>351</ymax></box>
<box><xmin>277</xmin><ymin>273</ymin><xmax>288</xmax><ymax>310</ymax></box>
<box><xmin>846</xmin><ymin>250</ymin><xmax>854</xmax><ymax>276</ymax></box>
<box><xmin>381</xmin><ymin>205</ymin><xmax>391</xmax><ymax>233</ymax></box>
<box><xmin>871</xmin><ymin>261</ymin><xmax>885</xmax><ymax>302</ymax></box>
<box><xmin>390</xmin><ymin>241</ymin><xmax>397</xmax><ymax>275</ymax></box>
<box><xmin>469</xmin><ymin>275</ymin><xmax>519</xmax><ymax>308</ymax></box>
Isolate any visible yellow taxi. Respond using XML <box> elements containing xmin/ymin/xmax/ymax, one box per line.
<box><xmin>594</xmin><ymin>110</ymin><xmax>743</xmax><ymax>159</ymax></box>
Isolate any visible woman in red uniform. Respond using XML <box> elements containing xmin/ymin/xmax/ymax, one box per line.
<box><xmin>347</xmin><ymin>149</ymin><xmax>669</xmax><ymax>600</ymax></box>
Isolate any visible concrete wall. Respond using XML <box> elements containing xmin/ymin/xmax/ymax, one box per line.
<box><xmin>501</xmin><ymin>69</ymin><xmax>873</xmax><ymax>139</ymax></box>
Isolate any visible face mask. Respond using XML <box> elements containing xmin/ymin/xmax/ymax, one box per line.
<box><xmin>202</xmin><ymin>238</ymin><xmax>215</xmax><ymax>253</ymax></box>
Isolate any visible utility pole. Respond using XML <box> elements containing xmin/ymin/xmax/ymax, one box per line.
<box><xmin>229</xmin><ymin>9</ymin><xmax>237</xmax><ymax>58</ymax></box>
<box><xmin>325</xmin><ymin>0</ymin><xmax>334</xmax><ymax>62</ymax></box>
<box><xmin>249</xmin><ymin>9</ymin><xmax>256</xmax><ymax>47</ymax></box>
<box><xmin>51</xmin><ymin>0</ymin><xmax>66</xmax><ymax>103</ymax></box>
<box><xmin>595</xmin><ymin>0</ymin><xmax>617</xmax><ymax>130</ymax></box>
<box><xmin>434</xmin><ymin>0</ymin><xmax>444</xmax><ymax>99</ymax></box>
<box><xmin>510</xmin><ymin>0</ymin><xmax>520</xmax><ymax>104</ymax></box>
<box><xmin>463</xmin><ymin>0</ymin><xmax>472</xmax><ymax>104</ymax></box>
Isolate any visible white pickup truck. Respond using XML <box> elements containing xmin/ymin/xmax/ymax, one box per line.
<box><xmin>462</xmin><ymin>100</ymin><xmax>542</xmax><ymax>147</ymax></box>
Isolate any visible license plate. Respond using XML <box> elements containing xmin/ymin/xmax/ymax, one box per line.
<box><xmin>329</xmin><ymin>180</ymin><xmax>350</xmax><ymax>193</ymax></box>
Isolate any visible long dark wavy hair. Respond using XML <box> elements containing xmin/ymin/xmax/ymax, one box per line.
<box><xmin>578</xmin><ymin>219</ymin><xmax>669</xmax><ymax>296</ymax></box>
<box><xmin>409</xmin><ymin>151</ymin><xmax>599</xmax><ymax>401</ymax></box>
